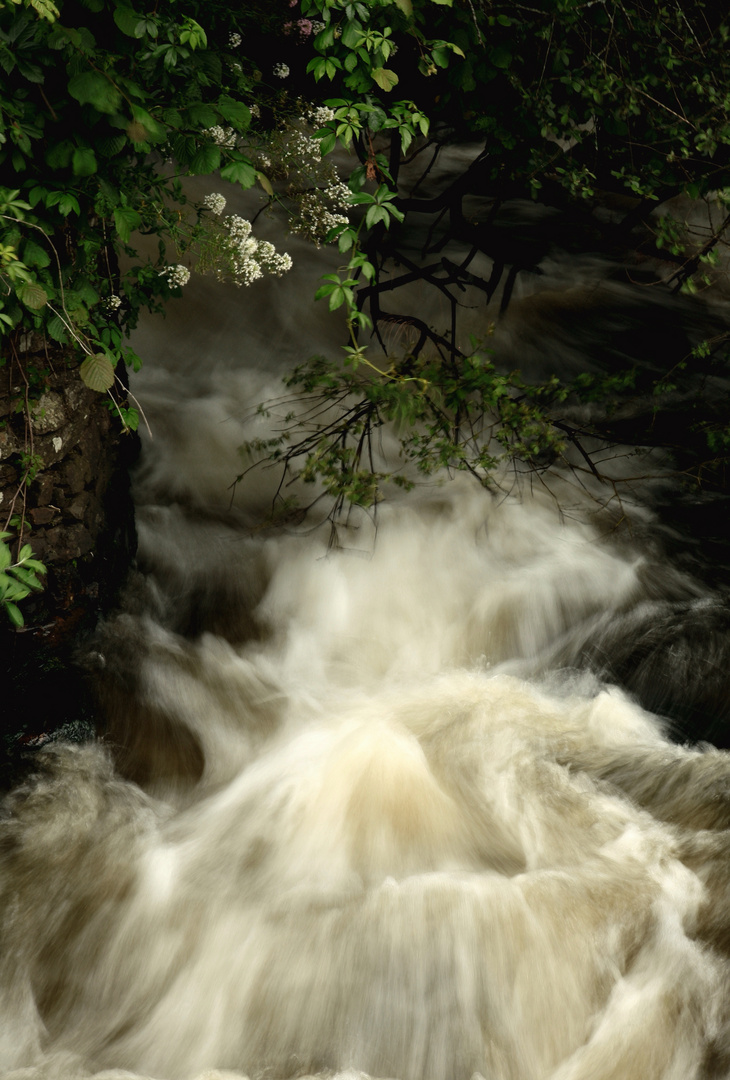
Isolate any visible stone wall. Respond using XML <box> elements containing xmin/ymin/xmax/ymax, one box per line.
<box><xmin>1</xmin><ymin>340</ymin><xmax>138</xmax><ymax>778</ymax></box>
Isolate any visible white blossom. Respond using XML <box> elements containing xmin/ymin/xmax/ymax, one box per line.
<box><xmin>273</xmin><ymin>62</ymin><xmax>290</xmax><ymax>79</ymax></box>
<box><xmin>105</xmin><ymin>294</ymin><xmax>122</xmax><ymax>311</ymax></box>
<box><xmin>228</xmin><ymin>31</ymin><xmax>242</xmax><ymax>47</ymax></box>
<box><xmin>308</xmin><ymin>105</ymin><xmax>336</xmax><ymax>127</ymax></box>
<box><xmin>203</xmin><ymin>192</ymin><xmax>227</xmax><ymax>215</ymax></box>
<box><xmin>197</xmin><ymin>215</ymin><xmax>292</xmax><ymax>287</ymax></box>
<box><xmin>159</xmin><ymin>264</ymin><xmax>190</xmax><ymax>288</ymax></box>
<box><xmin>205</xmin><ymin>125</ymin><xmax>238</xmax><ymax>148</ymax></box>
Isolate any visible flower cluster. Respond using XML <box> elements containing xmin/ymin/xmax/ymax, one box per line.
<box><xmin>228</xmin><ymin>31</ymin><xmax>242</xmax><ymax>48</ymax></box>
<box><xmin>105</xmin><ymin>294</ymin><xmax>122</xmax><ymax>312</ymax></box>
<box><xmin>159</xmin><ymin>264</ymin><xmax>190</xmax><ymax>288</ymax></box>
<box><xmin>205</xmin><ymin>126</ymin><xmax>238</xmax><ymax>148</ymax></box>
<box><xmin>273</xmin><ymin>63</ymin><xmax>290</xmax><ymax>79</ymax></box>
<box><xmin>203</xmin><ymin>192</ymin><xmax>227</xmax><ymax>215</ymax></box>
<box><xmin>197</xmin><ymin>215</ymin><xmax>292</xmax><ymax>287</ymax></box>
<box><xmin>254</xmin><ymin>108</ymin><xmax>352</xmax><ymax>247</ymax></box>
<box><xmin>290</xmin><ymin>190</ymin><xmax>349</xmax><ymax>247</ymax></box>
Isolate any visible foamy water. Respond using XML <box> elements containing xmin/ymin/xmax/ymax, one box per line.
<box><xmin>3</xmin><ymin>181</ymin><xmax>730</xmax><ymax>1080</ymax></box>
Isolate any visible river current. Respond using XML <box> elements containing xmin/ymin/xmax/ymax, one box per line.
<box><xmin>2</xmin><ymin>171</ymin><xmax>730</xmax><ymax>1080</ymax></box>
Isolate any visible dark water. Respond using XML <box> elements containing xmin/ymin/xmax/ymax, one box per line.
<box><xmin>2</xmin><ymin>169</ymin><xmax>730</xmax><ymax>1080</ymax></box>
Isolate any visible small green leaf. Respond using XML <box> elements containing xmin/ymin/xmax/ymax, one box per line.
<box><xmin>257</xmin><ymin>171</ymin><xmax>274</xmax><ymax>196</ymax></box>
<box><xmin>80</xmin><ymin>353</ymin><xmax>115</xmax><ymax>392</ymax></box>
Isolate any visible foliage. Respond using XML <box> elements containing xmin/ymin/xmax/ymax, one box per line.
<box><xmin>0</xmin><ymin>528</ymin><xmax>45</xmax><ymax>626</ymax></box>
<box><xmin>230</xmin><ymin>0</ymin><xmax>730</xmax><ymax>518</ymax></box>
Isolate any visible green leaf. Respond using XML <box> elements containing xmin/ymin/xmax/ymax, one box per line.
<box><xmin>45</xmin><ymin>140</ymin><xmax>74</xmax><ymax>169</ymax></box>
<box><xmin>72</xmin><ymin>146</ymin><xmax>98</xmax><ymax>177</ymax></box>
<box><xmin>113</xmin><ymin>207</ymin><xmax>142</xmax><ymax>243</ymax></box>
<box><xmin>394</xmin><ymin>0</ymin><xmax>413</xmax><ymax>13</ymax></box>
<box><xmin>220</xmin><ymin>160</ymin><xmax>256</xmax><ymax>188</ymax></box>
<box><xmin>190</xmin><ymin>145</ymin><xmax>221</xmax><ymax>175</ymax></box>
<box><xmin>21</xmin><ymin>239</ymin><xmax>50</xmax><ymax>268</ymax></box>
<box><xmin>68</xmin><ymin>71</ymin><xmax>122</xmax><ymax>114</ymax></box>
<box><xmin>80</xmin><ymin>353</ymin><xmax>115</xmax><ymax>392</ymax></box>
<box><xmin>113</xmin><ymin>5</ymin><xmax>141</xmax><ymax>36</ymax></box>
<box><xmin>320</xmin><ymin>132</ymin><xmax>337</xmax><ymax>156</ymax></box>
<box><xmin>217</xmin><ymin>96</ymin><xmax>251</xmax><ymax>130</ymax></box>
<box><xmin>46</xmin><ymin>314</ymin><xmax>68</xmax><ymax>342</ymax></box>
<box><xmin>16</xmin><ymin>282</ymin><xmax>48</xmax><ymax>310</ymax></box>
<box><xmin>257</xmin><ymin>171</ymin><xmax>274</xmax><ymax>196</ymax></box>
<box><xmin>371</xmin><ymin>68</ymin><xmax>399</xmax><ymax>92</ymax></box>
<box><xmin>4</xmin><ymin>601</ymin><xmax>24</xmax><ymax>628</ymax></box>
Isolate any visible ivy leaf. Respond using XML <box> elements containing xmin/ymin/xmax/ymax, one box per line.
<box><xmin>72</xmin><ymin>146</ymin><xmax>98</xmax><ymax>176</ymax></box>
<box><xmin>80</xmin><ymin>353</ymin><xmax>115</xmax><ymax>392</ymax></box>
<box><xmin>113</xmin><ymin>207</ymin><xmax>141</xmax><ymax>243</ymax></box>
<box><xmin>371</xmin><ymin>68</ymin><xmax>399</xmax><ymax>92</ymax></box>
<box><xmin>68</xmin><ymin>71</ymin><xmax>122</xmax><ymax>114</ymax></box>
<box><xmin>16</xmin><ymin>282</ymin><xmax>48</xmax><ymax>310</ymax></box>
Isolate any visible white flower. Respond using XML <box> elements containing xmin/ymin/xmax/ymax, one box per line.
<box><xmin>273</xmin><ymin>62</ymin><xmax>290</xmax><ymax>79</ymax></box>
<box><xmin>308</xmin><ymin>105</ymin><xmax>336</xmax><ymax>127</ymax></box>
<box><xmin>311</xmin><ymin>20</ymin><xmax>325</xmax><ymax>34</ymax></box>
<box><xmin>228</xmin><ymin>31</ymin><xmax>242</xmax><ymax>47</ymax></box>
<box><xmin>159</xmin><ymin>264</ymin><xmax>190</xmax><ymax>288</ymax></box>
<box><xmin>205</xmin><ymin>125</ymin><xmax>237</xmax><ymax>148</ymax></box>
<box><xmin>203</xmin><ymin>192</ymin><xmax>227</xmax><ymax>215</ymax></box>
<box><xmin>105</xmin><ymin>294</ymin><xmax>122</xmax><ymax>311</ymax></box>
<box><xmin>250</xmin><ymin>104</ymin><xmax>261</xmax><ymax>118</ymax></box>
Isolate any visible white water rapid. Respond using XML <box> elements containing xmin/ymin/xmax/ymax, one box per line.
<box><xmin>2</xmin><ymin>179</ymin><xmax>730</xmax><ymax>1080</ymax></box>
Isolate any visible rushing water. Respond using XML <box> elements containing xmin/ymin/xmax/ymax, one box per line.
<box><xmin>2</xmin><ymin>175</ymin><xmax>730</xmax><ymax>1080</ymax></box>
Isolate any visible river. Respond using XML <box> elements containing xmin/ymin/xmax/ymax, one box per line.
<box><xmin>2</xmin><ymin>165</ymin><xmax>730</xmax><ymax>1080</ymax></box>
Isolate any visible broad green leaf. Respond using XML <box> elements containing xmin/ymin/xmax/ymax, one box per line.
<box><xmin>190</xmin><ymin>145</ymin><xmax>221</xmax><ymax>175</ymax></box>
<box><xmin>21</xmin><ymin>239</ymin><xmax>50</xmax><ymax>268</ymax></box>
<box><xmin>72</xmin><ymin>146</ymin><xmax>98</xmax><ymax>176</ymax></box>
<box><xmin>80</xmin><ymin>353</ymin><xmax>115</xmax><ymax>392</ymax></box>
<box><xmin>220</xmin><ymin>160</ymin><xmax>256</xmax><ymax>188</ymax></box>
<box><xmin>113</xmin><ymin>5</ymin><xmax>140</xmax><ymax>36</ymax></box>
<box><xmin>0</xmin><ymin>544</ymin><xmax>10</xmax><ymax>572</ymax></box>
<box><xmin>68</xmin><ymin>71</ymin><xmax>122</xmax><ymax>114</ymax></box>
<box><xmin>130</xmin><ymin>105</ymin><xmax>166</xmax><ymax>142</ymax></box>
<box><xmin>371</xmin><ymin>68</ymin><xmax>399</xmax><ymax>92</ymax></box>
<box><xmin>16</xmin><ymin>282</ymin><xmax>48</xmax><ymax>310</ymax></box>
<box><xmin>113</xmin><ymin>207</ymin><xmax>142</xmax><ymax>243</ymax></box>
<box><xmin>217</xmin><ymin>96</ymin><xmax>251</xmax><ymax>130</ymax></box>
<box><xmin>46</xmin><ymin>314</ymin><xmax>68</xmax><ymax>342</ymax></box>
<box><xmin>45</xmin><ymin>140</ymin><xmax>74</xmax><ymax>169</ymax></box>
<box><xmin>394</xmin><ymin>0</ymin><xmax>413</xmax><ymax>13</ymax></box>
